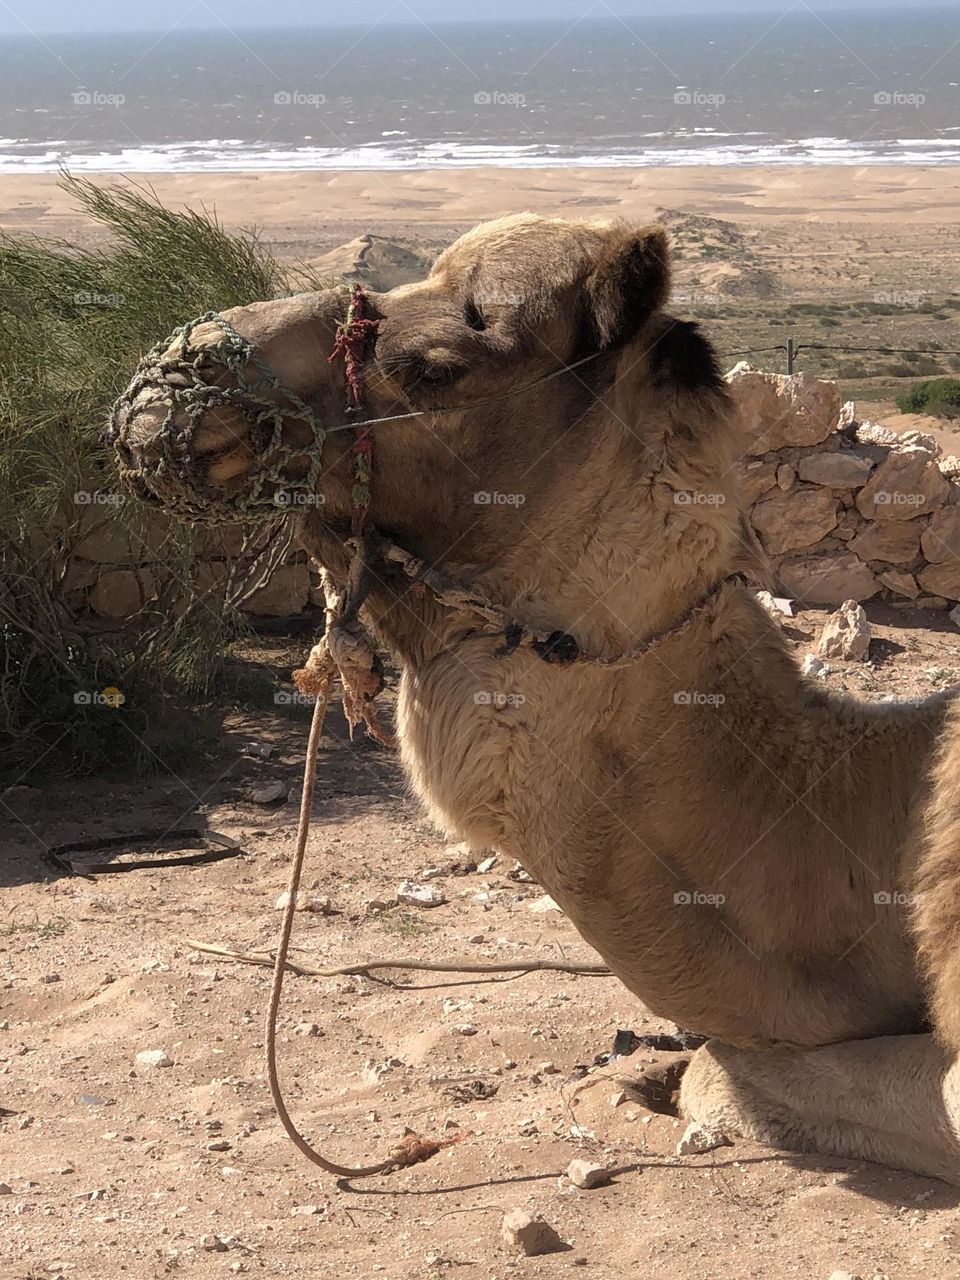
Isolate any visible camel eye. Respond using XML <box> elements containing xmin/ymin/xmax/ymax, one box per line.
<box><xmin>464</xmin><ymin>300</ymin><xmax>486</xmax><ymax>332</ymax></box>
<box><xmin>415</xmin><ymin>360</ymin><xmax>462</xmax><ymax>388</ymax></box>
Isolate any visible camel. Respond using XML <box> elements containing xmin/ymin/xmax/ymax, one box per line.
<box><xmin>110</xmin><ymin>212</ymin><xmax>960</xmax><ymax>1184</ymax></box>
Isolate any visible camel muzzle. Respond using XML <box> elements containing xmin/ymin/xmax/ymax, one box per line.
<box><xmin>107</xmin><ymin>310</ymin><xmax>333</xmax><ymax>525</ymax></box>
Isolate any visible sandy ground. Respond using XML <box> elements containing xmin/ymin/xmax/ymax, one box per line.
<box><xmin>3</xmin><ymin>166</ymin><xmax>960</xmax><ymax>253</ymax></box>
<box><xmin>5</xmin><ymin>604</ymin><xmax>960</xmax><ymax>1280</ymax></box>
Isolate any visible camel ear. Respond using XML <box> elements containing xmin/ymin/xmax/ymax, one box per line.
<box><xmin>583</xmin><ymin>226</ymin><xmax>671</xmax><ymax>350</ymax></box>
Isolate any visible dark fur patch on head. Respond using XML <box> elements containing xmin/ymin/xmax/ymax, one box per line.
<box><xmin>646</xmin><ymin>315</ymin><xmax>727</xmax><ymax>394</ymax></box>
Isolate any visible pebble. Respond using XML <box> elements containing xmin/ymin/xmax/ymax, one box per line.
<box><xmin>801</xmin><ymin>653</ymin><xmax>830</xmax><ymax>680</ymax></box>
<box><xmin>134</xmin><ymin>1049</ymin><xmax>174</xmax><ymax>1069</ymax></box>
<box><xmin>676</xmin><ymin>1121</ymin><xmax>732</xmax><ymax>1156</ymax></box>
<box><xmin>200</xmin><ymin>1234</ymin><xmax>229</xmax><ymax>1252</ymax></box>
<box><xmin>528</xmin><ymin>894</ymin><xmax>562</xmax><ymax>913</ymax></box>
<box><xmin>499</xmin><ymin>1208</ymin><xmax>566</xmax><ymax>1257</ymax></box>
<box><xmin>397</xmin><ymin>881</ymin><xmax>447</xmax><ymax>908</ymax></box>
<box><xmin>294</xmin><ymin>1022</ymin><xmax>323</xmax><ymax>1037</ymax></box>
<box><xmin>207</xmin><ymin>1140</ymin><xmax>232</xmax><ymax>1152</ymax></box>
<box><xmin>0</xmin><ymin>1183</ymin><xmax>12</xmax><ymax>1195</ymax></box>
<box><xmin>567</xmin><ymin>1159</ymin><xmax>611</xmax><ymax>1189</ymax></box>
<box><xmin>40</xmin><ymin>973</ymin><xmax>60</xmax><ymax>984</ymax></box>
<box><xmin>826</xmin><ymin>1273</ymin><xmax>862</xmax><ymax>1280</ymax></box>
<box><xmin>454</xmin><ymin>1023</ymin><xmax>478</xmax><ymax>1036</ymax></box>
<box><xmin>274</xmin><ymin>891</ymin><xmax>335</xmax><ymax>913</ymax></box>
<box><xmin>476</xmin><ymin>855</ymin><xmax>498</xmax><ymax>873</ymax></box>
<box><xmin>250</xmin><ymin>781</ymin><xmax>286</xmax><ymax>805</ymax></box>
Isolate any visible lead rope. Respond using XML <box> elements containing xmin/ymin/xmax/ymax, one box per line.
<box><xmin>264</xmin><ymin>288</ymin><xmax>462</xmax><ymax>1179</ymax></box>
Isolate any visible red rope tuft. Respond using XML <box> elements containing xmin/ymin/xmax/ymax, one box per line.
<box><xmin>329</xmin><ymin>282</ymin><xmax>380</xmax><ymax>410</ymax></box>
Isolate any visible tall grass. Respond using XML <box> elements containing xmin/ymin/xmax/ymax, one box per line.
<box><xmin>0</xmin><ymin>175</ymin><xmax>301</xmax><ymax>784</ymax></box>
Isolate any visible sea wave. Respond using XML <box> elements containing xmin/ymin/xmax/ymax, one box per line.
<box><xmin>1</xmin><ymin>136</ymin><xmax>959</xmax><ymax>171</ymax></box>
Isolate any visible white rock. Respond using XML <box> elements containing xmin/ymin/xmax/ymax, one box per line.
<box><xmin>294</xmin><ymin>1022</ymin><xmax>322</xmax><ymax>1037</ymax></box>
<box><xmin>274</xmin><ymin>891</ymin><xmax>334</xmax><ymax>913</ymax></box>
<box><xmin>135</xmin><ymin>1049</ymin><xmax>173</xmax><ymax>1069</ymax></box>
<box><xmin>421</xmin><ymin>866</ymin><xmax>444</xmax><ymax>879</ymax></box>
<box><xmin>397</xmin><ymin>881</ymin><xmax>446</xmax><ymax>908</ymax></box>
<box><xmin>454</xmin><ymin>1023</ymin><xmax>478</xmax><ymax>1037</ymax></box>
<box><xmin>801</xmin><ymin>654</ymin><xmax>829</xmax><ymax>679</ymax></box>
<box><xmin>250</xmin><ymin>781</ymin><xmax>286</xmax><ymax>805</ymax></box>
<box><xmin>677</xmin><ymin>1121</ymin><xmax>732</xmax><ymax>1155</ymax></box>
<box><xmin>566</xmin><ymin>1159</ymin><xmax>611</xmax><ymax>1189</ymax></box>
<box><xmin>242</xmin><ymin>742</ymin><xmax>275</xmax><ymax>760</ymax></box>
<box><xmin>499</xmin><ymin>1207</ymin><xmax>566</xmax><ymax>1256</ymax></box>
<box><xmin>528</xmin><ymin>894</ymin><xmax>562</xmax><ymax>914</ymax></box>
<box><xmin>477</xmin><ymin>855</ymin><xmax>498</xmax><ymax>873</ymax></box>
<box><xmin>756</xmin><ymin>590</ymin><xmax>795</xmax><ymax>618</ymax></box>
<box><xmin>816</xmin><ymin>600</ymin><xmax>871</xmax><ymax>663</ymax></box>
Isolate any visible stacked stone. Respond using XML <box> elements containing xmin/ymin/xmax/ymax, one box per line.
<box><xmin>729</xmin><ymin>364</ymin><xmax>960</xmax><ymax>607</ymax></box>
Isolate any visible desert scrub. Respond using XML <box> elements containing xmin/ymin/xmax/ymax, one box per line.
<box><xmin>0</xmin><ymin>175</ymin><xmax>307</xmax><ymax>783</ymax></box>
<box><xmin>896</xmin><ymin>377</ymin><xmax>960</xmax><ymax>419</ymax></box>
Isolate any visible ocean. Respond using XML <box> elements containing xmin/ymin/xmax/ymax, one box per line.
<box><xmin>0</xmin><ymin>8</ymin><xmax>958</xmax><ymax>171</ymax></box>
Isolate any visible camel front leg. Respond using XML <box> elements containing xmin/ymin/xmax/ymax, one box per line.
<box><xmin>679</xmin><ymin>1034</ymin><xmax>960</xmax><ymax>1185</ymax></box>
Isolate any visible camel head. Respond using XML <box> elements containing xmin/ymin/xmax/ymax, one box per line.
<box><xmin>111</xmin><ymin>214</ymin><xmax>750</xmax><ymax>640</ymax></box>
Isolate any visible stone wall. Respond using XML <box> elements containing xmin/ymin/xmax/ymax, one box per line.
<box><xmin>729</xmin><ymin>364</ymin><xmax>960</xmax><ymax>607</ymax></box>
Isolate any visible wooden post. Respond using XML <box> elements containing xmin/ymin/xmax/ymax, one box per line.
<box><xmin>786</xmin><ymin>337</ymin><xmax>795</xmax><ymax>375</ymax></box>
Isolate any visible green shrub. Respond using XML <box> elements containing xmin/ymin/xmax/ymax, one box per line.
<box><xmin>896</xmin><ymin>377</ymin><xmax>960</xmax><ymax>418</ymax></box>
<box><xmin>0</xmin><ymin>175</ymin><xmax>304</xmax><ymax>782</ymax></box>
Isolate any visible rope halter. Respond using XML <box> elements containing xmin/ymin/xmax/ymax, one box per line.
<box><xmin>107</xmin><ymin>287</ymin><xmax>378</xmax><ymax>527</ymax></box>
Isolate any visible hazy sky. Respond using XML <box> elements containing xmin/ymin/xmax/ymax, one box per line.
<box><xmin>1</xmin><ymin>0</ymin><xmax>955</xmax><ymax>37</ymax></box>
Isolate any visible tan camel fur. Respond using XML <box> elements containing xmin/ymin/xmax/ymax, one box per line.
<box><xmin>115</xmin><ymin>213</ymin><xmax>960</xmax><ymax>1184</ymax></box>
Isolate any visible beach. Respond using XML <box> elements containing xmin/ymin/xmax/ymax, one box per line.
<box><xmin>3</xmin><ymin>166</ymin><xmax>960</xmax><ymax>256</ymax></box>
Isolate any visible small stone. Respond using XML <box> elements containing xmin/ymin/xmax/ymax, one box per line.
<box><xmin>950</xmin><ymin>604</ymin><xmax>960</xmax><ymax>630</ymax></box>
<box><xmin>567</xmin><ymin>1159</ymin><xmax>611</xmax><ymax>1189</ymax></box>
<box><xmin>466</xmin><ymin>933</ymin><xmax>485</xmax><ymax>944</ymax></box>
<box><xmin>363</xmin><ymin>897</ymin><xmax>396</xmax><ymax>915</ymax></box>
<box><xmin>756</xmin><ymin>590</ymin><xmax>794</xmax><ymax>618</ymax></box>
<box><xmin>134</xmin><ymin>1049</ymin><xmax>173</xmax><ymax>1069</ymax></box>
<box><xmin>677</xmin><ymin>1121</ymin><xmax>733</xmax><ymax>1155</ymax></box>
<box><xmin>477</xmin><ymin>855</ymin><xmax>498</xmax><ymax>874</ymax></box>
<box><xmin>40</xmin><ymin>973</ymin><xmax>60</xmax><ymax>984</ymax></box>
<box><xmin>242</xmin><ymin>742</ymin><xmax>274</xmax><ymax>760</ymax></box>
<box><xmin>537</xmin><ymin>1061</ymin><xmax>560</xmax><ymax>1075</ymax></box>
<box><xmin>801</xmin><ymin>654</ymin><xmax>829</xmax><ymax>679</ymax></box>
<box><xmin>455</xmin><ymin>1023</ymin><xmax>478</xmax><ymax>1036</ymax></box>
<box><xmin>499</xmin><ymin>1207</ymin><xmax>566</xmax><ymax>1256</ymax></box>
<box><xmin>421</xmin><ymin>866</ymin><xmax>444</xmax><ymax>880</ymax></box>
<box><xmin>206</xmin><ymin>1139</ymin><xmax>231</xmax><ymax>1152</ymax></box>
<box><xmin>397</xmin><ymin>881</ymin><xmax>446</xmax><ymax>908</ymax></box>
<box><xmin>250</xmin><ymin>781</ymin><xmax>286</xmax><ymax>805</ymax></box>
<box><xmin>826</xmin><ymin>1273</ymin><xmax>862</xmax><ymax>1280</ymax></box>
<box><xmin>200</xmin><ymin>1234</ymin><xmax>229</xmax><ymax>1252</ymax></box>
<box><xmin>528</xmin><ymin>894</ymin><xmax>562</xmax><ymax>914</ymax></box>
<box><xmin>0</xmin><ymin>1183</ymin><xmax>12</xmax><ymax>1195</ymax></box>
<box><xmin>816</xmin><ymin>600</ymin><xmax>871</xmax><ymax>662</ymax></box>
<box><xmin>294</xmin><ymin>1022</ymin><xmax>322</xmax><ymax>1037</ymax></box>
